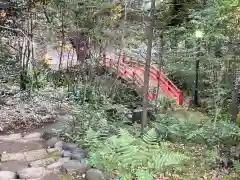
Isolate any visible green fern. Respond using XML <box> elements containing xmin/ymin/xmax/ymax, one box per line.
<box><xmin>137</xmin><ymin>128</ymin><xmax>160</xmax><ymax>162</ymax></box>
<box><xmin>88</xmin><ymin>127</ymin><xmax>190</xmax><ymax>178</ymax></box>
<box><xmin>119</xmin><ymin>172</ymin><xmax>133</xmax><ymax>180</ymax></box>
<box><xmin>135</xmin><ymin>170</ymin><xmax>154</xmax><ymax>180</ymax></box>
<box><xmin>142</xmin><ymin>128</ymin><xmax>159</xmax><ymax>146</ymax></box>
<box><xmin>84</xmin><ymin>128</ymin><xmax>100</xmax><ymax>149</ymax></box>
<box><xmin>233</xmin><ymin>160</ymin><xmax>240</xmax><ymax>170</ymax></box>
<box><xmin>149</xmin><ymin>151</ymin><xmax>189</xmax><ymax>170</ymax></box>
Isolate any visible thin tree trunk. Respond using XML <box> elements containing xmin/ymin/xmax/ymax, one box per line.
<box><xmin>59</xmin><ymin>7</ymin><xmax>64</xmax><ymax>70</ymax></box>
<box><xmin>116</xmin><ymin>1</ymin><xmax>128</xmax><ymax>76</ymax></box>
<box><xmin>141</xmin><ymin>0</ymin><xmax>155</xmax><ymax>133</ymax></box>
<box><xmin>111</xmin><ymin>1</ymin><xmax>129</xmax><ymax>97</ymax></box>
<box><xmin>231</xmin><ymin>65</ymin><xmax>240</xmax><ymax>124</ymax></box>
<box><xmin>155</xmin><ymin>29</ymin><xmax>164</xmax><ymax>110</ymax></box>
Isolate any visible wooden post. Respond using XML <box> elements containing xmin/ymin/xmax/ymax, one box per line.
<box><xmin>103</xmin><ymin>53</ymin><xmax>106</xmax><ymax>66</ymax></box>
<box><xmin>122</xmin><ymin>53</ymin><xmax>126</xmax><ymax>63</ymax></box>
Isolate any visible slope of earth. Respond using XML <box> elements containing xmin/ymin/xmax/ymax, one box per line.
<box><xmin>0</xmin><ymin>82</ymin><xmax>73</xmax><ymax>133</ymax></box>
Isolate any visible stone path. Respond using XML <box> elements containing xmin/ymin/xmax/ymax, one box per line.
<box><xmin>0</xmin><ymin>132</ymin><xmax>104</xmax><ymax>180</ymax></box>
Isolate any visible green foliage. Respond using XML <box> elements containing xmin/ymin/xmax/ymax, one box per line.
<box><xmin>86</xmin><ymin>127</ymin><xmax>189</xmax><ymax>179</ymax></box>
<box><xmin>155</xmin><ymin>113</ymin><xmax>240</xmax><ymax>147</ymax></box>
<box><xmin>135</xmin><ymin>171</ymin><xmax>154</xmax><ymax>180</ymax></box>
<box><xmin>113</xmin><ymin>86</ymin><xmax>141</xmax><ymax>105</ymax></box>
<box><xmin>233</xmin><ymin>160</ymin><xmax>240</xmax><ymax>170</ymax></box>
<box><xmin>56</xmin><ymin>81</ymin><xmax>240</xmax><ymax>179</ymax></box>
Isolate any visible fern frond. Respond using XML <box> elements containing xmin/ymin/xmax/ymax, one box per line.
<box><xmin>150</xmin><ymin>151</ymin><xmax>189</xmax><ymax>170</ymax></box>
<box><xmin>85</xmin><ymin>128</ymin><xmax>100</xmax><ymax>149</ymax></box>
<box><xmin>135</xmin><ymin>170</ymin><xmax>154</xmax><ymax>180</ymax></box>
<box><xmin>233</xmin><ymin>160</ymin><xmax>240</xmax><ymax>170</ymax></box>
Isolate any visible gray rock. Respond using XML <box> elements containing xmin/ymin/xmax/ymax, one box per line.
<box><xmin>47</xmin><ymin>148</ymin><xmax>61</xmax><ymax>153</ymax></box>
<box><xmin>58</xmin><ymin>157</ymin><xmax>70</xmax><ymax>163</ymax></box>
<box><xmin>17</xmin><ymin>167</ymin><xmax>48</xmax><ymax>179</ymax></box>
<box><xmin>41</xmin><ymin>172</ymin><xmax>60</xmax><ymax>180</ymax></box>
<box><xmin>46</xmin><ymin>161</ymin><xmax>64</xmax><ymax>171</ymax></box>
<box><xmin>71</xmin><ymin>148</ymin><xmax>89</xmax><ymax>161</ymax></box>
<box><xmin>0</xmin><ymin>171</ymin><xmax>16</xmax><ymax>180</ymax></box>
<box><xmin>62</xmin><ymin>143</ymin><xmax>77</xmax><ymax>152</ymax></box>
<box><xmin>60</xmin><ymin>160</ymin><xmax>88</xmax><ymax>174</ymax></box>
<box><xmin>41</xmin><ymin>130</ymin><xmax>57</xmax><ymax>141</ymax></box>
<box><xmin>86</xmin><ymin>169</ymin><xmax>105</xmax><ymax>180</ymax></box>
<box><xmin>126</xmin><ymin>113</ymin><xmax>132</xmax><ymax>119</ymax></box>
<box><xmin>46</xmin><ymin>137</ymin><xmax>58</xmax><ymax>148</ymax></box>
<box><xmin>132</xmin><ymin>109</ymin><xmax>142</xmax><ymax>123</ymax></box>
<box><xmin>62</xmin><ymin>150</ymin><xmax>72</xmax><ymax>157</ymax></box>
<box><xmin>54</xmin><ymin>141</ymin><xmax>64</xmax><ymax>149</ymax></box>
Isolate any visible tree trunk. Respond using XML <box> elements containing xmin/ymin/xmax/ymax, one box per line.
<box><xmin>231</xmin><ymin>65</ymin><xmax>240</xmax><ymax>124</ymax></box>
<box><xmin>141</xmin><ymin>0</ymin><xmax>155</xmax><ymax>133</ymax></box>
<box><xmin>111</xmin><ymin>1</ymin><xmax>128</xmax><ymax>97</ymax></box>
<box><xmin>59</xmin><ymin>7</ymin><xmax>64</xmax><ymax>70</ymax></box>
<box><xmin>155</xmin><ymin>29</ymin><xmax>164</xmax><ymax>111</ymax></box>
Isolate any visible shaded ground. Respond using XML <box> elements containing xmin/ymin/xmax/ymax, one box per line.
<box><xmin>0</xmin><ymin>83</ymin><xmax>72</xmax><ymax>133</ymax></box>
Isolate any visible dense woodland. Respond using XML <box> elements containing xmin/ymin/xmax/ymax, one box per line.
<box><xmin>0</xmin><ymin>0</ymin><xmax>240</xmax><ymax>179</ymax></box>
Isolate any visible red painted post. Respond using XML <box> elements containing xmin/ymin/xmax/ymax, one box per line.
<box><xmin>152</xmin><ymin>93</ymin><xmax>157</xmax><ymax>101</ymax></box>
<box><xmin>157</xmin><ymin>71</ymin><xmax>160</xmax><ymax>87</ymax></box>
<box><xmin>152</xmin><ymin>88</ymin><xmax>157</xmax><ymax>101</ymax></box>
<box><xmin>133</xmin><ymin>71</ymin><xmax>135</xmax><ymax>83</ymax></box>
<box><xmin>103</xmin><ymin>53</ymin><xmax>106</xmax><ymax>66</ymax></box>
<box><xmin>167</xmin><ymin>81</ymin><xmax>171</xmax><ymax>93</ymax></box>
<box><xmin>178</xmin><ymin>91</ymin><xmax>184</xmax><ymax>105</ymax></box>
<box><xmin>157</xmin><ymin>70</ymin><xmax>160</xmax><ymax>79</ymax></box>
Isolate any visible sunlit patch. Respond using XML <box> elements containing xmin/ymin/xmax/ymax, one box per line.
<box><xmin>44</xmin><ymin>54</ymin><xmax>52</xmax><ymax>65</ymax></box>
<box><xmin>56</xmin><ymin>44</ymin><xmax>74</xmax><ymax>53</ymax></box>
<box><xmin>0</xmin><ymin>11</ymin><xmax>7</xmax><ymax>18</ymax></box>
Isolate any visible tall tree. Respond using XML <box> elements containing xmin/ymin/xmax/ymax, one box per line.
<box><xmin>141</xmin><ymin>0</ymin><xmax>155</xmax><ymax>133</ymax></box>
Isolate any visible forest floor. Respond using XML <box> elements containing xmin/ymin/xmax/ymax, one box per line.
<box><xmin>0</xmin><ymin>43</ymin><xmax>238</xmax><ymax>180</ymax></box>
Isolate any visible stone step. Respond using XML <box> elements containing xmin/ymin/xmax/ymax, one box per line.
<box><xmin>17</xmin><ymin>167</ymin><xmax>51</xmax><ymax>179</ymax></box>
<box><xmin>29</xmin><ymin>157</ymin><xmax>56</xmax><ymax>167</ymax></box>
<box><xmin>1</xmin><ymin>149</ymin><xmax>48</xmax><ymax>162</ymax></box>
<box><xmin>22</xmin><ymin>132</ymin><xmax>42</xmax><ymax>140</ymax></box>
<box><xmin>0</xmin><ymin>171</ymin><xmax>60</xmax><ymax>180</ymax></box>
<box><xmin>23</xmin><ymin>149</ymin><xmax>48</xmax><ymax>162</ymax></box>
<box><xmin>0</xmin><ymin>140</ymin><xmax>45</xmax><ymax>154</ymax></box>
<box><xmin>0</xmin><ymin>171</ymin><xmax>16</xmax><ymax>180</ymax></box>
<box><xmin>0</xmin><ymin>160</ymin><xmax>29</xmax><ymax>172</ymax></box>
<box><xmin>0</xmin><ymin>132</ymin><xmax>42</xmax><ymax>142</ymax></box>
<box><xmin>0</xmin><ymin>134</ymin><xmax>22</xmax><ymax>141</ymax></box>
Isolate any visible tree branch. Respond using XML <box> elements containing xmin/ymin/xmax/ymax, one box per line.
<box><xmin>0</xmin><ymin>25</ymin><xmax>33</xmax><ymax>45</ymax></box>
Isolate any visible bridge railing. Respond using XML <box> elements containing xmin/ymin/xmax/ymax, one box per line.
<box><xmin>102</xmin><ymin>53</ymin><xmax>183</xmax><ymax>105</ymax></box>
<box><xmin>122</xmin><ymin>54</ymin><xmax>183</xmax><ymax>105</ymax></box>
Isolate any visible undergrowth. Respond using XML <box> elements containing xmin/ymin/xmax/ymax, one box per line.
<box><xmin>52</xmin><ymin>82</ymin><xmax>240</xmax><ymax>179</ymax></box>
<box><xmin>29</xmin><ymin>70</ymin><xmax>240</xmax><ymax>179</ymax></box>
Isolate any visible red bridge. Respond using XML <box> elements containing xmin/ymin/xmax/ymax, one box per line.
<box><xmin>103</xmin><ymin>53</ymin><xmax>183</xmax><ymax>105</ymax></box>
<box><xmin>46</xmin><ymin>46</ymin><xmax>183</xmax><ymax>105</ymax></box>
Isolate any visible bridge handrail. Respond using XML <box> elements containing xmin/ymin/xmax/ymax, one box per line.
<box><xmin>102</xmin><ymin>53</ymin><xmax>183</xmax><ymax>105</ymax></box>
